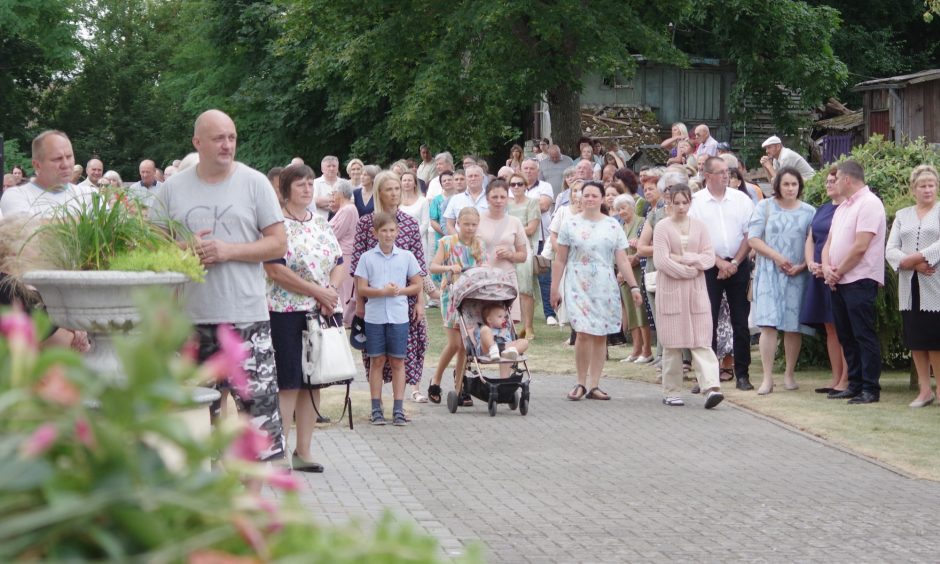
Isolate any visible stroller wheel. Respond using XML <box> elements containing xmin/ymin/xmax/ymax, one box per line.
<box><xmin>446</xmin><ymin>391</ymin><xmax>459</xmax><ymax>414</ymax></box>
<box><xmin>519</xmin><ymin>394</ymin><xmax>529</xmax><ymax>416</ymax></box>
<box><xmin>509</xmin><ymin>390</ymin><xmax>519</xmax><ymax>411</ymax></box>
<box><xmin>488</xmin><ymin>397</ymin><xmax>497</xmax><ymax>417</ymax></box>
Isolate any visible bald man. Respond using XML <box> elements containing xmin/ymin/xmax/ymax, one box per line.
<box><xmin>0</xmin><ymin>130</ymin><xmax>97</xmax><ymax>217</ymax></box>
<box><xmin>127</xmin><ymin>159</ymin><xmax>161</xmax><ymax>207</ymax></box>
<box><xmin>149</xmin><ymin>109</ymin><xmax>288</xmax><ymax>463</ymax></box>
<box><xmin>79</xmin><ymin>158</ymin><xmax>104</xmax><ymax>188</ymax></box>
<box><xmin>694</xmin><ymin>124</ymin><xmax>719</xmax><ymax>159</ymax></box>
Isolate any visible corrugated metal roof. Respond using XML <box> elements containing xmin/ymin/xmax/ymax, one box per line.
<box><xmin>853</xmin><ymin>69</ymin><xmax>940</xmax><ymax>91</ymax></box>
<box><xmin>815</xmin><ymin>111</ymin><xmax>863</xmax><ymax>131</ymax></box>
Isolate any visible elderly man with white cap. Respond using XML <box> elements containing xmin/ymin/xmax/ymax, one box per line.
<box><xmin>759</xmin><ymin>135</ymin><xmax>815</xmax><ymax>182</ymax></box>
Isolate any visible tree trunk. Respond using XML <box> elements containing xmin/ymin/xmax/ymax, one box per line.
<box><xmin>546</xmin><ymin>81</ymin><xmax>582</xmax><ymax>158</ymax></box>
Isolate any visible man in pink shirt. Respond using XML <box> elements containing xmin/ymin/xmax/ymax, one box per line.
<box><xmin>822</xmin><ymin>160</ymin><xmax>886</xmax><ymax>404</ymax></box>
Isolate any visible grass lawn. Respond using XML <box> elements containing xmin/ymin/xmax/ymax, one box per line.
<box><xmin>310</xmin><ymin>294</ymin><xmax>939</xmax><ymax>481</ymax></box>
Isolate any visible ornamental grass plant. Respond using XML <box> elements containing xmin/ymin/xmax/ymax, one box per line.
<box><xmin>19</xmin><ymin>190</ymin><xmax>204</xmax><ymax>282</ymax></box>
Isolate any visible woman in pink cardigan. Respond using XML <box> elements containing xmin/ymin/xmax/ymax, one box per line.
<box><xmin>652</xmin><ymin>184</ymin><xmax>724</xmax><ymax>409</ymax></box>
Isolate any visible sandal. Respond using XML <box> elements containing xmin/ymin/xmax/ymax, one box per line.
<box><xmin>662</xmin><ymin>397</ymin><xmax>685</xmax><ymax>407</ymax></box>
<box><xmin>585</xmin><ymin>387</ymin><xmax>610</xmax><ymax>400</ymax></box>
<box><xmin>459</xmin><ymin>392</ymin><xmax>474</xmax><ymax>407</ymax></box>
<box><xmin>719</xmin><ymin>368</ymin><xmax>734</xmax><ymax>382</ymax></box>
<box><xmin>427</xmin><ymin>384</ymin><xmax>442</xmax><ymax>404</ymax></box>
<box><xmin>411</xmin><ymin>390</ymin><xmax>428</xmax><ymax>403</ymax></box>
<box><xmin>567</xmin><ymin>384</ymin><xmax>587</xmax><ymax>401</ymax></box>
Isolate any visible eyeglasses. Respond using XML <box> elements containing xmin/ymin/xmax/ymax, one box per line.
<box><xmin>509</xmin><ymin>182</ymin><xmax>525</xmax><ymax>187</ymax></box>
<box><xmin>707</xmin><ymin>170</ymin><xmax>730</xmax><ymax>176</ymax></box>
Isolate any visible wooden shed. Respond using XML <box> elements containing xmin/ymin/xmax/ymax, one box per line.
<box><xmin>853</xmin><ymin>69</ymin><xmax>940</xmax><ymax>144</ymax></box>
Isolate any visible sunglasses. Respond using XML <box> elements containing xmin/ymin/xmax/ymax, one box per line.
<box><xmin>509</xmin><ymin>182</ymin><xmax>525</xmax><ymax>187</ymax></box>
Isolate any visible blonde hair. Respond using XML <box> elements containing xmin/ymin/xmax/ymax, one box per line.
<box><xmin>910</xmin><ymin>164</ymin><xmax>939</xmax><ymax>190</ymax></box>
<box><xmin>456</xmin><ymin>207</ymin><xmax>485</xmax><ymax>263</ymax></box>
<box><xmin>372</xmin><ymin>170</ymin><xmax>401</xmax><ymax>214</ymax></box>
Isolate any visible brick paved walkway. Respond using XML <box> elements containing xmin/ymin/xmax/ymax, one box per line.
<box><xmin>290</xmin><ymin>373</ymin><xmax>940</xmax><ymax>562</ymax></box>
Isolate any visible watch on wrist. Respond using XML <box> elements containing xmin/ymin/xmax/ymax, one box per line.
<box><xmin>730</xmin><ymin>259</ymin><xmax>739</xmax><ymax>266</ymax></box>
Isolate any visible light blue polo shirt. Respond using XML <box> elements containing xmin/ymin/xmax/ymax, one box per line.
<box><xmin>354</xmin><ymin>244</ymin><xmax>421</xmax><ymax>324</ymax></box>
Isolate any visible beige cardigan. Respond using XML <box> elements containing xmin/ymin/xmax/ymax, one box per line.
<box><xmin>652</xmin><ymin>217</ymin><xmax>716</xmax><ymax>349</ymax></box>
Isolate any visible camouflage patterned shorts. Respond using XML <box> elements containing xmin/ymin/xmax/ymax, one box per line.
<box><xmin>196</xmin><ymin>321</ymin><xmax>286</xmax><ymax>461</ymax></box>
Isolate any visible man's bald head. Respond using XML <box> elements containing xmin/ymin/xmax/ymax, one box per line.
<box><xmin>139</xmin><ymin>159</ymin><xmax>157</xmax><ymax>187</ymax></box>
<box><xmin>192</xmin><ymin>109</ymin><xmax>237</xmax><ymax>173</ymax></box>
<box><xmin>86</xmin><ymin>158</ymin><xmax>104</xmax><ymax>184</ymax></box>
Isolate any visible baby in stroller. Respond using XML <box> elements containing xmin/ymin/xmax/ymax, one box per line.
<box><xmin>476</xmin><ymin>303</ymin><xmax>529</xmax><ymax>378</ymax></box>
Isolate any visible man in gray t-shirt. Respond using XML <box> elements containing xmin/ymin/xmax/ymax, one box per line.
<box><xmin>150</xmin><ymin>109</ymin><xmax>288</xmax><ymax>461</ymax></box>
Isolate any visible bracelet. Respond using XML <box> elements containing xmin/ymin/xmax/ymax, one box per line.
<box><xmin>629</xmin><ymin>286</ymin><xmax>640</xmax><ymax>293</ymax></box>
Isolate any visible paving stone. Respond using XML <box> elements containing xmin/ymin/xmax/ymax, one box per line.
<box><xmin>295</xmin><ymin>371</ymin><xmax>940</xmax><ymax>561</ymax></box>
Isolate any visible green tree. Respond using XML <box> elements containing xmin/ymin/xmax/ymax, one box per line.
<box><xmin>0</xmin><ymin>1</ymin><xmax>81</xmax><ymax>147</ymax></box>
<box><xmin>282</xmin><ymin>0</ymin><xmax>689</xmax><ymax>160</ymax></box>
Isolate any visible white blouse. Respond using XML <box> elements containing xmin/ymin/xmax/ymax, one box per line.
<box><xmin>886</xmin><ymin>205</ymin><xmax>940</xmax><ymax>312</ymax></box>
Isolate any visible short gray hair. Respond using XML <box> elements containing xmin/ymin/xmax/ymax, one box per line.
<box><xmin>361</xmin><ymin>164</ymin><xmax>381</xmax><ymax>179</ymax></box>
<box><xmin>333</xmin><ymin>178</ymin><xmax>353</xmax><ymax>199</ymax></box>
<box><xmin>613</xmin><ymin>193</ymin><xmax>636</xmax><ymax>210</ymax></box>
<box><xmin>434</xmin><ymin>152</ymin><xmax>454</xmax><ymax>165</ymax></box>
<box><xmin>658</xmin><ymin>171</ymin><xmax>687</xmax><ymax>193</ymax></box>
<box><xmin>321</xmin><ymin>155</ymin><xmax>339</xmax><ymax>166</ymax></box>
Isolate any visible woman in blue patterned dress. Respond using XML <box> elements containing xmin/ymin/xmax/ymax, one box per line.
<box><xmin>551</xmin><ymin>181</ymin><xmax>642</xmax><ymax>401</ymax></box>
<box><xmin>265</xmin><ymin>164</ymin><xmax>345</xmax><ymax>473</ymax></box>
<box><xmin>747</xmin><ymin>167</ymin><xmax>815</xmax><ymax>395</ymax></box>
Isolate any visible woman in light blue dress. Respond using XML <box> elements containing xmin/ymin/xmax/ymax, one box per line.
<box><xmin>551</xmin><ymin>182</ymin><xmax>642</xmax><ymax>401</ymax></box>
<box><xmin>747</xmin><ymin>167</ymin><xmax>816</xmax><ymax>395</ymax></box>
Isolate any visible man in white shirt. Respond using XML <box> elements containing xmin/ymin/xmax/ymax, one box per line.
<box><xmin>689</xmin><ymin>156</ymin><xmax>756</xmax><ymax>391</ymax></box>
<box><xmin>759</xmin><ymin>135</ymin><xmax>816</xmax><ymax>182</ymax></box>
<box><xmin>79</xmin><ymin>158</ymin><xmax>104</xmax><ymax>188</ymax></box>
<box><xmin>443</xmin><ymin>164</ymin><xmax>488</xmax><ymax>234</ymax></box>
<box><xmin>0</xmin><ymin>130</ymin><xmax>97</xmax><ymax>218</ymax></box>
<box><xmin>693</xmin><ymin>124</ymin><xmax>719</xmax><ymax>159</ymax></box>
<box><xmin>311</xmin><ymin>155</ymin><xmax>340</xmax><ymax>219</ymax></box>
<box><xmin>127</xmin><ymin>159</ymin><xmax>161</xmax><ymax>207</ymax></box>
<box><xmin>522</xmin><ymin>157</ymin><xmax>557</xmax><ymax>325</ymax></box>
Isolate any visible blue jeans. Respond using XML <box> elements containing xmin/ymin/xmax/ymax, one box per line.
<box><xmin>537</xmin><ymin>240</ymin><xmax>555</xmax><ymax>318</ymax></box>
<box><xmin>831</xmin><ymin>279</ymin><xmax>881</xmax><ymax>396</ymax></box>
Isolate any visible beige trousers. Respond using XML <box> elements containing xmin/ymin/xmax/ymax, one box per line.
<box><xmin>662</xmin><ymin>346</ymin><xmax>720</xmax><ymax>397</ymax></box>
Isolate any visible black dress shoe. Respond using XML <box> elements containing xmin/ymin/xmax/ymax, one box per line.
<box><xmin>735</xmin><ymin>377</ymin><xmax>754</xmax><ymax>391</ymax></box>
<box><xmin>847</xmin><ymin>391</ymin><xmax>879</xmax><ymax>404</ymax></box>
<box><xmin>828</xmin><ymin>389</ymin><xmax>859</xmax><ymax>399</ymax></box>
<box><xmin>814</xmin><ymin>387</ymin><xmax>834</xmax><ymax>394</ymax></box>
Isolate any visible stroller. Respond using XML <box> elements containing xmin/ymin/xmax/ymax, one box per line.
<box><xmin>446</xmin><ymin>267</ymin><xmax>531</xmax><ymax>417</ymax></box>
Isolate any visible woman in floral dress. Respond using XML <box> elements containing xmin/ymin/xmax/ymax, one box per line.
<box><xmin>351</xmin><ymin>171</ymin><xmax>429</xmax><ymax>403</ymax></box>
<box><xmin>551</xmin><ymin>181</ymin><xmax>642</xmax><ymax>401</ymax></box>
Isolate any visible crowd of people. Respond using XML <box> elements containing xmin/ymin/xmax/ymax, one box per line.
<box><xmin>2</xmin><ymin>113</ymin><xmax>939</xmax><ymax>473</ymax></box>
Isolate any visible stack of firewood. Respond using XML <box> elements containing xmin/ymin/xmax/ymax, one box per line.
<box><xmin>580</xmin><ymin>105</ymin><xmax>664</xmax><ymax>153</ymax></box>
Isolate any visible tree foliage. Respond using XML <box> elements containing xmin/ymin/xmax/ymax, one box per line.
<box><xmin>0</xmin><ymin>1</ymin><xmax>80</xmax><ymax>147</ymax></box>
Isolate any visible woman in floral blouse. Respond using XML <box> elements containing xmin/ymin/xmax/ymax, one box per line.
<box><xmin>264</xmin><ymin>164</ymin><xmax>346</xmax><ymax>473</ymax></box>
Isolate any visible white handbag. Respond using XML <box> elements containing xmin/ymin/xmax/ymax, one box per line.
<box><xmin>643</xmin><ymin>271</ymin><xmax>657</xmax><ymax>293</ymax></box>
<box><xmin>302</xmin><ymin>312</ymin><xmax>357</xmax><ymax>387</ymax></box>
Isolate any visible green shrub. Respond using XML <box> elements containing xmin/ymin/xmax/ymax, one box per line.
<box><xmin>800</xmin><ymin>135</ymin><xmax>940</xmax><ymax>369</ymax></box>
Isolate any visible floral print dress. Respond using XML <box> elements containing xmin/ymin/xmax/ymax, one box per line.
<box><xmin>267</xmin><ymin>215</ymin><xmax>342</xmax><ymax>313</ymax></box>
<box><xmin>351</xmin><ymin>210</ymin><xmax>428</xmax><ymax>385</ymax></box>
<box><xmin>557</xmin><ymin>215</ymin><xmax>629</xmax><ymax>336</ymax></box>
<box><xmin>437</xmin><ymin>235</ymin><xmax>486</xmax><ymax>328</ymax></box>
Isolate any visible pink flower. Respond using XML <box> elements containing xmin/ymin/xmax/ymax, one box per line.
<box><xmin>232</xmin><ymin>516</ymin><xmax>268</xmax><ymax>558</ymax></box>
<box><xmin>75</xmin><ymin>418</ymin><xmax>96</xmax><ymax>448</ymax></box>
<box><xmin>35</xmin><ymin>365</ymin><xmax>81</xmax><ymax>406</ymax></box>
<box><xmin>202</xmin><ymin>325</ymin><xmax>251</xmax><ymax>400</ymax></box>
<box><xmin>21</xmin><ymin>423</ymin><xmax>57</xmax><ymax>458</ymax></box>
<box><xmin>226</xmin><ymin>425</ymin><xmax>271</xmax><ymax>462</ymax></box>
<box><xmin>1</xmin><ymin>305</ymin><xmax>37</xmax><ymax>353</ymax></box>
<box><xmin>266</xmin><ymin>469</ymin><xmax>300</xmax><ymax>492</ymax></box>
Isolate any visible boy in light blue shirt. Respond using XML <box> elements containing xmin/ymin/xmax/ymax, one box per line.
<box><xmin>354</xmin><ymin>212</ymin><xmax>422</xmax><ymax>426</ymax></box>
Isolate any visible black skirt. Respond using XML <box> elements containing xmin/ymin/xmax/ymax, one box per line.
<box><xmin>270</xmin><ymin>310</ymin><xmax>311</xmax><ymax>391</ymax></box>
<box><xmin>901</xmin><ymin>274</ymin><xmax>940</xmax><ymax>350</ymax></box>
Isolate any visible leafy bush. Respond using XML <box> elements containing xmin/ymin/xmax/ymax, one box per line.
<box><xmin>800</xmin><ymin>135</ymin><xmax>940</xmax><ymax>369</ymax></box>
<box><xmin>0</xmin><ymin>293</ymin><xmax>479</xmax><ymax>562</ymax></box>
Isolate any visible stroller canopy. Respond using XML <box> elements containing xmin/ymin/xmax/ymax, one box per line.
<box><xmin>450</xmin><ymin>267</ymin><xmax>518</xmax><ymax>309</ymax></box>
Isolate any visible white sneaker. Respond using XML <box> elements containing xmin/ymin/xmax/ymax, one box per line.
<box><xmin>488</xmin><ymin>345</ymin><xmax>500</xmax><ymax>362</ymax></box>
<box><xmin>546</xmin><ymin>316</ymin><xmax>558</xmax><ymax>326</ymax></box>
<box><xmin>500</xmin><ymin>347</ymin><xmax>519</xmax><ymax>361</ymax></box>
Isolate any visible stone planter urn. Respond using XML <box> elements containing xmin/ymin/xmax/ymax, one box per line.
<box><xmin>20</xmin><ymin>270</ymin><xmax>219</xmax><ymax>445</ymax></box>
